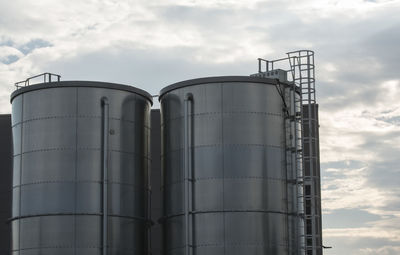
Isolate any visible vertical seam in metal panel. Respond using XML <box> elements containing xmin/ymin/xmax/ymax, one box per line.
<box><xmin>18</xmin><ymin>94</ymin><xmax>24</xmax><ymax>254</ymax></box>
<box><xmin>74</xmin><ymin>87</ymin><xmax>78</xmax><ymax>255</ymax></box>
<box><xmin>221</xmin><ymin>83</ymin><xmax>226</xmax><ymax>255</ymax></box>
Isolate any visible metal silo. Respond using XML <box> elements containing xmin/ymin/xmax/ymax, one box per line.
<box><xmin>10</xmin><ymin>80</ymin><xmax>152</xmax><ymax>255</ymax></box>
<box><xmin>159</xmin><ymin>76</ymin><xmax>301</xmax><ymax>255</ymax></box>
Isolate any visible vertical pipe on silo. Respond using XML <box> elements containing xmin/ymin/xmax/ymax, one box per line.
<box><xmin>102</xmin><ymin>97</ymin><xmax>109</xmax><ymax>255</ymax></box>
<box><xmin>184</xmin><ymin>93</ymin><xmax>193</xmax><ymax>255</ymax></box>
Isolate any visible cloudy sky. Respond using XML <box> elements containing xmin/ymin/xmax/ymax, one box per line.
<box><xmin>1</xmin><ymin>0</ymin><xmax>400</xmax><ymax>254</ymax></box>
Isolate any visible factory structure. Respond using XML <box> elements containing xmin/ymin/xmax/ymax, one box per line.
<box><xmin>0</xmin><ymin>50</ymin><xmax>322</xmax><ymax>255</ymax></box>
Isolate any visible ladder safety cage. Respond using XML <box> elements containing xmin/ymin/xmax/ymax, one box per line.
<box><xmin>287</xmin><ymin>50</ymin><xmax>321</xmax><ymax>255</ymax></box>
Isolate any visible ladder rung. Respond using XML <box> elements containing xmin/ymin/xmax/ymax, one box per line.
<box><xmin>286</xmin><ymin>148</ymin><xmax>303</xmax><ymax>153</ymax></box>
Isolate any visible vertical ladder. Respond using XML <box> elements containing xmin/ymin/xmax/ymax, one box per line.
<box><xmin>257</xmin><ymin>50</ymin><xmax>322</xmax><ymax>255</ymax></box>
<box><xmin>282</xmin><ymin>80</ymin><xmax>303</xmax><ymax>255</ymax></box>
<box><xmin>287</xmin><ymin>50</ymin><xmax>321</xmax><ymax>255</ymax></box>
<box><xmin>286</xmin><ymin>56</ymin><xmax>305</xmax><ymax>255</ymax></box>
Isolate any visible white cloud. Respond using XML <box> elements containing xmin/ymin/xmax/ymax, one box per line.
<box><xmin>359</xmin><ymin>246</ymin><xmax>400</xmax><ymax>255</ymax></box>
<box><xmin>325</xmin><ymin>226</ymin><xmax>400</xmax><ymax>242</ymax></box>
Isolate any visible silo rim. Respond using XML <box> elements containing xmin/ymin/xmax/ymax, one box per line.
<box><xmin>159</xmin><ymin>76</ymin><xmax>288</xmax><ymax>100</ymax></box>
<box><xmin>10</xmin><ymin>80</ymin><xmax>153</xmax><ymax>104</ymax></box>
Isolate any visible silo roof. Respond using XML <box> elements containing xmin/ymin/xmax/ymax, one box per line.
<box><xmin>159</xmin><ymin>76</ymin><xmax>287</xmax><ymax>99</ymax></box>
<box><xmin>10</xmin><ymin>81</ymin><xmax>153</xmax><ymax>104</ymax></box>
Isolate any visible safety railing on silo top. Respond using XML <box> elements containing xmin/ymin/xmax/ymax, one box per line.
<box><xmin>14</xmin><ymin>73</ymin><xmax>61</xmax><ymax>89</ymax></box>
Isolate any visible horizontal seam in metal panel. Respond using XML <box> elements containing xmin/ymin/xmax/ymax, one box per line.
<box><xmin>161</xmin><ymin>143</ymin><xmax>283</xmax><ymax>156</ymax></box>
<box><xmin>12</xmin><ymin>180</ymin><xmax>149</xmax><ymax>190</ymax></box>
<box><xmin>164</xmin><ymin>242</ymin><xmax>288</xmax><ymax>252</ymax></box>
<box><xmin>10</xmin><ymin>213</ymin><xmax>149</xmax><ymax>222</ymax></box>
<box><xmin>192</xmin><ymin>143</ymin><xmax>283</xmax><ymax>149</ymax></box>
<box><xmin>160</xmin><ymin>209</ymin><xmax>289</xmax><ymax>221</ymax></box>
<box><xmin>14</xmin><ymin>148</ymin><xmax>75</xmax><ymax>156</ymax></box>
<box><xmin>194</xmin><ymin>242</ymin><xmax>289</xmax><ymax>248</ymax></box>
<box><xmin>163</xmin><ymin>176</ymin><xmax>287</xmax><ymax>187</ymax></box>
<box><xmin>14</xmin><ymin>148</ymin><xmax>151</xmax><ymax>159</ymax></box>
<box><xmin>161</xmin><ymin>111</ymin><xmax>283</xmax><ymax>126</ymax></box>
<box><xmin>13</xmin><ymin>246</ymin><xmax>101</xmax><ymax>251</ymax></box>
<box><xmin>12</xmin><ymin>115</ymin><xmax>151</xmax><ymax>129</ymax></box>
<box><xmin>13</xmin><ymin>245</ymin><xmax>142</xmax><ymax>251</ymax></box>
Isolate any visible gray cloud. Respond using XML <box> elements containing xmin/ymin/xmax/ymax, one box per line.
<box><xmin>1</xmin><ymin>55</ymin><xmax>19</xmax><ymax>64</ymax></box>
<box><xmin>0</xmin><ymin>38</ymin><xmax>13</xmax><ymax>47</ymax></box>
<box><xmin>39</xmin><ymin>45</ymin><xmax>254</xmax><ymax>108</ymax></box>
<box><xmin>18</xmin><ymin>39</ymin><xmax>53</xmax><ymax>55</ymax></box>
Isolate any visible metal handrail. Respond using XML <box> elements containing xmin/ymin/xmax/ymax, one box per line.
<box><xmin>14</xmin><ymin>72</ymin><xmax>61</xmax><ymax>89</ymax></box>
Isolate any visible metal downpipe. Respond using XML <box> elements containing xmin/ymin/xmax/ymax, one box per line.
<box><xmin>184</xmin><ymin>93</ymin><xmax>193</xmax><ymax>255</ymax></box>
<box><xmin>101</xmin><ymin>97</ymin><xmax>109</xmax><ymax>255</ymax></box>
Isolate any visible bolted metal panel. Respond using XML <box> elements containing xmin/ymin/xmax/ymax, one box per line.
<box><xmin>11</xmin><ymin>81</ymin><xmax>151</xmax><ymax>255</ymax></box>
<box><xmin>159</xmin><ymin>76</ymin><xmax>295</xmax><ymax>255</ymax></box>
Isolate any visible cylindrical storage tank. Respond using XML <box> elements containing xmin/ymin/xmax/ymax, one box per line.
<box><xmin>159</xmin><ymin>76</ymin><xmax>295</xmax><ymax>255</ymax></box>
<box><xmin>10</xmin><ymin>81</ymin><xmax>152</xmax><ymax>255</ymax></box>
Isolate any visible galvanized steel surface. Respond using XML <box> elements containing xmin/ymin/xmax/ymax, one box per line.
<box><xmin>11</xmin><ymin>81</ymin><xmax>151</xmax><ymax>255</ymax></box>
<box><xmin>160</xmin><ymin>77</ymin><xmax>292</xmax><ymax>255</ymax></box>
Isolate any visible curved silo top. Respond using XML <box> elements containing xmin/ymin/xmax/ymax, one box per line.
<box><xmin>11</xmin><ymin>80</ymin><xmax>153</xmax><ymax>104</ymax></box>
<box><xmin>159</xmin><ymin>76</ymin><xmax>286</xmax><ymax>99</ymax></box>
